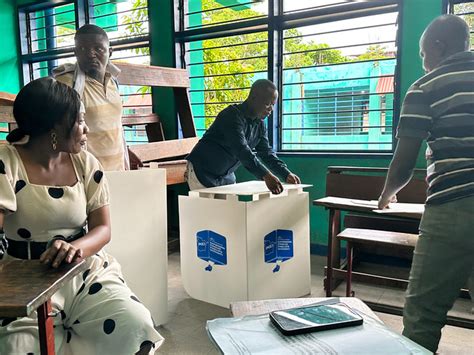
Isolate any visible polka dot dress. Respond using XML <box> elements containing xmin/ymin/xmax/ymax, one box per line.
<box><xmin>0</xmin><ymin>145</ymin><xmax>163</xmax><ymax>354</ymax></box>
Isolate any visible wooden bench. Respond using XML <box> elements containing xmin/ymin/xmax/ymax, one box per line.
<box><xmin>322</xmin><ymin>166</ymin><xmax>426</xmax><ymax>292</ymax></box>
<box><xmin>129</xmin><ymin>137</ymin><xmax>199</xmax><ymax>185</ymax></box>
<box><xmin>122</xmin><ymin>113</ymin><xmax>164</xmax><ymax>143</ymax></box>
<box><xmin>337</xmin><ymin>228</ymin><xmax>418</xmax><ymax>297</ymax></box>
<box><xmin>114</xmin><ymin>62</ymin><xmax>198</xmax><ymax>184</ymax></box>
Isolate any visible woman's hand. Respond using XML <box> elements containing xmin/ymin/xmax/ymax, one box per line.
<box><xmin>40</xmin><ymin>240</ymin><xmax>83</xmax><ymax>268</ymax></box>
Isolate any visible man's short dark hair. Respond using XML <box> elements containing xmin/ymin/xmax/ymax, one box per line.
<box><xmin>250</xmin><ymin>79</ymin><xmax>277</xmax><ymax>96</ymax></box>
<box><xmin>74</xmin><ymin>24</ymin><xmax>109</xmax><ymax>41</ymax></box>
<box><xmin>424</xmin><ymin>14</ymin><xmax>470</xmax><ymax>52</ymax></box>
<box><xmin>252</xmin><ymin>79</ymin><xmax>276</xmax><ymax>91</ymax></box>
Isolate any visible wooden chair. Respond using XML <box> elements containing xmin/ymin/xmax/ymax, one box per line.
<box><xmin>114</xmin><ymin>62</ymin><xmax>198</xmax><ymax>185</ymax></box>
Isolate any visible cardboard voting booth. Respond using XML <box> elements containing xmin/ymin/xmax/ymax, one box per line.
<box><xmin>106</xmin><ymin>169</ymin><xmax>168</xmax><ymax>325</ymax></box>
<box><xmin>179</xmin><ymin>181</ymin><xmax>311</xmax><ymax>308</ymax></box>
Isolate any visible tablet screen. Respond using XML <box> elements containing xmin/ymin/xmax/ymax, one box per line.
<box><xmin>270</xmin><ymin>303</ymin><xmax>363</xmax><ymax>333</ymax></box>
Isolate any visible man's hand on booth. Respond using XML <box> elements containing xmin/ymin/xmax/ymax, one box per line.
<box><xmin>263</xmin><ymin>173</ymin><xmax>283</xmax><ymax>195</ymax></box>
<box><xmin>286</xmin><ymin>173</ymin><xmax>301</xmax><ymax>184</ymax></box>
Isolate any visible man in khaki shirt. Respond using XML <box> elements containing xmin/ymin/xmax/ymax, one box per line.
<box><xmin>53</xmin><ymin>24</ymin><xmax>128</xmax><ymax>171</ymax></box>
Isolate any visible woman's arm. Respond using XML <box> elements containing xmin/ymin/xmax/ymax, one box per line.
<box><xmin>40</xmin><ymin>206</ymin><xmax>111</xmax><ymax>268</ymax></box>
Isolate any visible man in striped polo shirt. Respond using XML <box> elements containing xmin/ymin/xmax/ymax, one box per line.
<box><xmin>54</xmin><ymin>24</ymin><xmax>128</xmax><ymax>171</ymax></box>
<box><xmin>378</xmin><ymin>15</ymin><xmax>474</xmax><ymax>352</ymax></box>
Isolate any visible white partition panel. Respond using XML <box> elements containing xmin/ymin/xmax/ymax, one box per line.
<box><xmin>179</xmin><ymin>181</ymin><xmax>311</xmax><ymax>308</ymax></box>
<box><xmin>105</xmin><ymin>169</ymin><xmax>168</xmax><ymax>325</ymax></box>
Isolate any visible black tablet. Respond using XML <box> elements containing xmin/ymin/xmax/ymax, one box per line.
<box><xmin>269</xmin><ymin>303</ymin><xmax>363</xmax><ymax>336</ymax></box>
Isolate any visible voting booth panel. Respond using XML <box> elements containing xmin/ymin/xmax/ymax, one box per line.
<box><xmin>179</xmin><ymin>198</ymin><xmax>249</xmax><ymax>307</ymax></box>
<box><xmin>246</xmin><ymin>191</ymin><xmax>310</xmax><ymax>301</ymax></box>
<box><xmin>105</xmin><ymin>169</ymin><xmax>168</xmax><ymax>325</ymax></box>
<box><xmin>179</xmin><ymin>182</ymin><xmax>311</xmax><ymax>308</ymax></box>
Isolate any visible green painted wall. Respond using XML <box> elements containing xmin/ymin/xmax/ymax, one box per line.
<box><xmin>0</xmin><ymin>0</ymin><xmax>21</xmax><ymax>93</ymax></box>
<box><xmin>0</xmin><ymin>0</ymin><xmax>20</xmax><ymax>140</ymax></box>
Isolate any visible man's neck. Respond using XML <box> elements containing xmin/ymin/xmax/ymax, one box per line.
<box><xmin>436</xmin><ymin>49</ymin><xmax>469</xmax><ymax>69</ymax></box>
<box><xmin>86</xmin><ymin>70</ymin><xmax>106</xmax><ymax>84</ymax></box>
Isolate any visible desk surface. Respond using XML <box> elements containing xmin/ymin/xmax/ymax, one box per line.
<box><xmin>0</xmin><ymin>260</ymin><xmax>86</xmax><ymax>317</ymax></box>
<box><xmin>193</xmin><ymin>181</ymin><xmax>311</xmax><ymax>196</ymax></box>
<box><xmin>230</xmin><ymin>297</ymin><xmax>380</xmax><ymax>321</ymax></box>
<box><xmin>313</xmin><ymin>196</ymin><xmax>423</xmax><ymax>219</ymax></box>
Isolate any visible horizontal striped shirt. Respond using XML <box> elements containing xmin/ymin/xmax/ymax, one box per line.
<box><xmin>397</xmin><ymin>51</ymin><xmax>474</xmax><ymax>204</ymax></box>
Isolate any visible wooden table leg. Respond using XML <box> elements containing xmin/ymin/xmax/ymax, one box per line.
<box><xmin>346</xmin><ymin>242</ymin><xmax>353</xmax><ymax>297</ymax></box>
<box><xmin>331</xmin><ymin>210</ymin><xmax>341</xmax><ymax>269</ymax></box>
<box><xmin>37</xmin><ymin>299</ymin><xmax>55</xmax><ymax>355</ymax></box>
<box><xmin>325</xmin><ymin>209</ymin><xmax>341</xmax><ymax>297</ymax></box>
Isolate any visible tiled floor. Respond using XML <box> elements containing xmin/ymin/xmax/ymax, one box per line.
<box><xmin>156</xmin><ymin>253</ymin><xmax>474</xmax><ymax>354</ymax></box>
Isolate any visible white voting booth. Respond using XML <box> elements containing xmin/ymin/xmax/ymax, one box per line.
<box><xmin>179</xmin><ymin>181</ymin><xmax>311</xmax><ymax>308</ymax></box>
<box><xmin>105</xmin><ymin>169</ymin><xmax>168</xmax><ymax>325</ymax></box>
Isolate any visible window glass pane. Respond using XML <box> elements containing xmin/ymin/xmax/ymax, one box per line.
<box><xmin>186</xmin><ymin>0</ymin><xmax>267</xmax><ymax>30</ymax></box>
<box><xmin>32</xmin><ymin>57</ymin><xmax>76</xmax><ymax>80</ymax></box>
<box><xmin>453</xmin><ymin>2</ymin><xmax>474</xmax><ymax>49</ymax></box>
<box><xmin>186</xmin><ymin>32</ymin><xmax>268</xmax><ymax>136</ymax></box>
<box><xmin>28</xmin><ymin>3</ymin><xmax>76</xmax><ymax>54</ymax></box>
<box><xmin>283</xmin><ymin>0</ymin><xmax>351</xmax><ymax>14</ymax></box>
<box><xmin>90</xmin><ymin>0</ymin><xmax>149</xmax><ymax>41</ymax></box>
<box><xmin>112</xmin><ymin>47</ymin><xmax>151</xmax><ymax>144</ymax></box>
<box><xmin>281</xmin><ymin>12</ymin><xmax>398</xmax><ymax>151</ymax></box>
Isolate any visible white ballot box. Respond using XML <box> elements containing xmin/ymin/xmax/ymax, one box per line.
<box><xmin>106</xmin><ymin>169</ymin><xmax>168</xmax><ymax>325</ymax></box>
<box><xmin>179</xmin><ymin>181</ymin><xmax>311</xmax><ymax>308</ymax></box>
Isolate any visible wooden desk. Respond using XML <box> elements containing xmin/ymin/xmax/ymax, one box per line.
<box><xmin>313</xmin><ymin>196</ymin><xmax>423</xmax><ymax>297</ymax></box>
<box><xmin>0</xmin><ymin>260</ymin><xmax>86</xmax><ymax>355</ymax></box>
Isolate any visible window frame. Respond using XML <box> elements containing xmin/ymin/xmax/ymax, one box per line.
<box><xmin>174</xmin><ymin>0</ymin><xmax>403</xmax><ymax>155</ymax></box>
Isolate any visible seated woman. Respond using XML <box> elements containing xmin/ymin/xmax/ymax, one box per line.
<box><xmin>0</xmin><ymin>77</ymin><xmax>163</xmax><ymax>354</ymax></box>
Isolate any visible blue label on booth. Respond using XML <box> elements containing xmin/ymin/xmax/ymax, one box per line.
<box><xmin>196</xmin><ymin>230</ymin><xmax>227</xmax><ymax>272</ymax></box>
<box><xmin>264</xmin><ymin>230</ymin><xmax>293</xmax><ymax>273</ymax></box>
